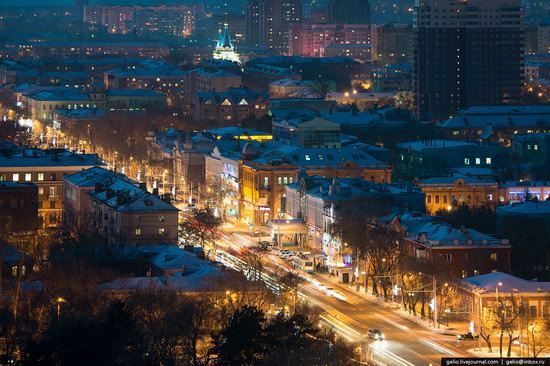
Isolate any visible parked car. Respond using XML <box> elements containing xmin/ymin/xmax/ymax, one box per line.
<box><xmin>456</xmin><ymin>332</ymin><xmax>479</xmax><ymax>340</ymax></box>
<box><xmin>367</xmin><ymin>329</ymin><xmax>385</xmax><ymax>340</ymax></box>
<box><xmin>259</xmin><ymin>241</ymin><xmax>272</xmax><ymax>250</ymax></box>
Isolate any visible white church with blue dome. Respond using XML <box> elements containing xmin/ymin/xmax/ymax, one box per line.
<box><xmin>213</xmin><ymin>23</ymin><xmax>240</xmax><ymax>63</ymax></box>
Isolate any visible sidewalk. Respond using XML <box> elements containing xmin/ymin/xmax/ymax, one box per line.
<box><xmin>308</xmin><ymin>270</ymin><xmax>469</xmax><ymax>335</ymax></box>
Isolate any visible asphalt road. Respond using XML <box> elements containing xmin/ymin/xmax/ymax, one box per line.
<box><xmin>215</xmin><ymin>229</ymin><xmax>481</xmax><ymax>366</ymax></box>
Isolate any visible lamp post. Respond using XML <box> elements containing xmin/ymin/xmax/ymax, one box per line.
<box><xmin>56</xmin><ymin>297</ymin><xmax>66</xmax><ymax>320</ymax></box>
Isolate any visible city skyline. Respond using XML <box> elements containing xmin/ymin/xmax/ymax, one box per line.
<box><xmin>1</xmin><ymin>0</ymin><xmax>550</xmax><ymax>364</ymax></box>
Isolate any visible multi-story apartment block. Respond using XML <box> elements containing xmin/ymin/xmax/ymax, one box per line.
<box><xmin>414</xmin><ymin>0</ymin><xmax>524</xmax><ymax>121</ymax></box>
<box><xmin>84</xmin><ymin>5</ymin><xmax>204</xmax><ymax>38</ymax></box>
<box><xmin>103</xmin><ymin>65</ymin><xmax>187</xmax><ymax>96</ymax></box>
<box><xmin>389</xmin><ymin>213</ymin><xmax>511</xmax><ymax>278</ymax></box>
<box><xmin>440</xmin><ymin>106</ymin><xmax>550</xmax><ymax>146</ymax></box>
<box><xmin>371</xmin><ymin>24</ymin><xmax>414</xmax><ymax>65</ymax></box>
<box><xmin>394</xmin><ymin>139</ymin><xmax>508</xmax><ymax>180</ymax></box>
<box><xmin>86</xmin><ymin>171</ymin><xmax>179</xmax><ymax>246</ymax></box>
<box><xmin>329</xmin><ymin>0</ymin><xmax>370</xmax><ymax>24</ymax></box>
<box><xmin>193</xmin><ymin>87</ymin><xmax>268</xmax><ymax>122</ymax></box>
<box><xmin>23</xmin><ymin>42</ymin><xmax>170</xmax><ymax>60</ymax></box>
<box><xmin>0</xmin><ymin>143</ymin><xmax>101</xmax><ymax>227</ymax></box>
<box><xmin>272</xmin><ymin>115</ymin><xmax>341</xmax><ymax>148</ymax></box>
<box><xmin>289</xmin><ymin>23</ymin><xmax>370</xmax><ymax>58</ymax></box>
<box><xmin>246</xmin><ymin>0</ymin><xmax>303</xmax><ymax>52</ymax></box>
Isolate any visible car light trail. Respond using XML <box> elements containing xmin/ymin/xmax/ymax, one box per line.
<box><xmin>421</xmin><ymin>339</ymin><xmax>457</xmax><ymax>356</ymax></box>
<box><xmin>370</xmin><ymin>343</ymin><xmax>416</xmax><ymax>366</ymax></box>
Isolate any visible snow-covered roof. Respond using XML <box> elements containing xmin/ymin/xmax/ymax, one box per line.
<box><xmin>89</xmin><ymin>177</ymin><xmax>178</xmax><ymax>213</ymax></box>
<box><xmin>393</xmin><ymin>214</ymin><xmax>509</xmax><ymax>248</ymax></box>
<box><xmin>107</xmin><ymin>89</ymin><xmax>165</xmax><ymax>97</ymax></box>
<box><xmin>0</xmin><ymin>148</ymin><xmax>101</xmax><ymax>168</ymax></box>
<box><xmin>319</xmin><ymin>112</ymin><xmax>409</xmax><ymax>127</ymax></box>
<box><xmin>206</xmin><ymin>127</ymin><xmax>270</xmax><ymax>137</ymax></box>
<box><xmin>396</xmin><ymin>139</ymin><xmax>475</xmax><ymax>151</ymax></box>
<box><xmin>496</xmin><ymin>201</ymin><xmax>550</xmax><ymax>215</ymax></box>
<box><xmin>420</xmin><ymin>175</ymin><xmax>496</xmax><ymax>186</ymax></box>
<box><xmin>461</xmin><ymin>272</ymin><xmax>550</xmax><ymax>295</ymax></box>
<box><xmin>54</xmin><ymin>108</ymin><xmax>105</xmax><ymax>119</ymax></box>
<box><xmin>102</xmin><ymin>271</ymin><xmax>263</xmax><ymax>294</ymax></box>
<box><xmin>64</xmin><ymin>166</ymin><xmax>135</xmax><ymax>187</ymax></box>
<box><xmin>248</xmin><ymin>145</ymin><xmax>389</xmax><ymax>169</ymax></box>
<box><xmin>441</xmin><ymin>106</ymin><xmax>550</xmax><ymax>129</ymax></box>
<box><xmin>125</xmin><ymin>245</ymin><xmax>213</xmax><ymax>271</ymax></box>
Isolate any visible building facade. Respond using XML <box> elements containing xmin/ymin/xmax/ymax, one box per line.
<box><xmin>371</xmin><ymin>24</ymin><xmax>413</xmax><ymax>65</ymax></box>
<box><xmin>414</xmin><ymin>0</ymin><xmax>523</xmax><ymax>121</ymax></box>
<box><xmin>0</xmin><ymin>145</ymin><xmax>101</xmax><ymax>227</ymax></box>
<box><xmin>420</xmin><ymin>176</ymin><xmax>498</xmax><ymax>215</ymax></box>
<box><xmin>89</xmin><ymin>178</ymin><xmax>179</xmax><ymax>246</ymax></box>
<box><xmin>289</xmin><ymin>23</ymin><xmax>371</xmax><ymax>58</ymax></box>
<box><xmin>391</xmin><ymin>213</ymin><xmax>511</xmax><ymax>278</ymax></box>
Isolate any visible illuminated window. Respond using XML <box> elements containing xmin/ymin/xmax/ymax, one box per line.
<box><xmin>158</xmin><ymin>228</ymin><xmax>165</xmax><ymax>235</ymax></box>
<box><xmin>38</xmin><ymin>173</ymin><xmax>44</xmax><ymax>181</ymax></box>
<box><xmin>12</xmin><ymin>173</ymin><xmax>19</xmax><ymax>181</ymax></box>
<box><xmin>475</xmin><ymin>158</ymin><xmax>481</xmax><ymax>165</ymax></box>
<box><xmin>464</xmin><ymin>158</ymin><xmax>470</xmax><ymax>165</ymax></box>
<box><xmin>25</xmin><ymin>173</ymin><xmax>32</xmax><ymax>181</ymax></box>
<box><xmin>490</xmin><ymin>253</ymin><xmax>497</xmax><ymax>261</ymax></box>
<box><xmin>486</xmin><ymin>158</ymin><xmax>491</xmax><ymax>164</ymax></box>
<box><xmin>135</xmin><ymin>228</ymin><xmax>142</xmax><ymax>236</ymax></box>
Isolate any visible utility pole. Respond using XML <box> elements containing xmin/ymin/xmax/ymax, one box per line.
<box><xmin>433</xmin><ymin>276</ymin><xmax>438</xmax><ymax>328</ymax></box>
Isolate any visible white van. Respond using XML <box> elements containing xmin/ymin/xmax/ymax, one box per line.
<box><xmin>293</xmin><ymin>256</ymin><xmax>315</xmax><ymax>272</ymax></box>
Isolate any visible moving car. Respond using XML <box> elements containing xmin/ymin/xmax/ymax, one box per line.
<box><xmin>367</xmin><ymin>329</ymin><xmax>385</xmax><ymax>340</ymax></box>
<box><xmin>456</xmin><ymin>332</ymin><xmax>479</xmax><ymax>340</ymax></box>
<box><xmin>325</xmin><ymin>286</ymin><xmax>336</xmax><ymax>296</ymax></box>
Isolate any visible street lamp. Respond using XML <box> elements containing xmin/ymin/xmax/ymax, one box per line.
<box><xmin>56</xmin><ymin>297</ymin><xmax>66</xmax><ymax>319</ymax></box>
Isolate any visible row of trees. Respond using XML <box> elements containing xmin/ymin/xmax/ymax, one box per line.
<box><xmin>480</xmin><ymin>293</ymin><xmax>550</xmax><ymax>358</ymax></box>
<box><xmin>1</xmin><ymin>286</ymin><xmax>356</xmax><ymax>366</ymax></box>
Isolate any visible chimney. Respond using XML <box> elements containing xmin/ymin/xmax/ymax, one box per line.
<box><xmin>139</xmin><ymin>182</ymin><xmax>147</xmax><ymax>191</ymax></box>
<box><xmin>162</xmin><ymin>193</ymin><xmax>171</xmax><ymax>203</ymax></box>
<box><xmin>152</xmin><ymin>187</ymin><xmax>159</xmax><ymax>196</ymax></box>
<box><xmin>94</xmin><ymin>182</ymin><xmax>102</xmax><ymax>192</ymax></box>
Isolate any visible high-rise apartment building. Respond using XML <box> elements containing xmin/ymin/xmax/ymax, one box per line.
<box><xmin>414</xmin><ymin>0</ymin><xmax>524</xmax><ymax>121</ymax></box>
<box><xmin>246</xmin><ymin>0</ymin><xmax>262</xmax><ymax>46</ymax></box>
<box><xmin>371</xmin><ymin>24</ymin><xmax>414</xmax><ymax>65</ymax></box>
<box><xmin>246</xmin><ymin>0</ymin><xmax>303</xmax><ymax>53</ymax></box>
<box><xmin>83</xmin><ymin>5</ymin><xmax>205</xmax><ymax>38</ymax></box>
<box><xmin>289</xmin><ymin>23</ymin><xmax>370</xmax><ymax>58</ymax></box>
<box><xmin>329</xmin><ymin>0</ymin><xmax>370</xmax><ymax>24</ymax></box>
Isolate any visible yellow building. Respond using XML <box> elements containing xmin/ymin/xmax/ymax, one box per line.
<box><xmin>420</xmin><ymin>176</ymin><xmax>498</xmax><ymax>215</ymax></box>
